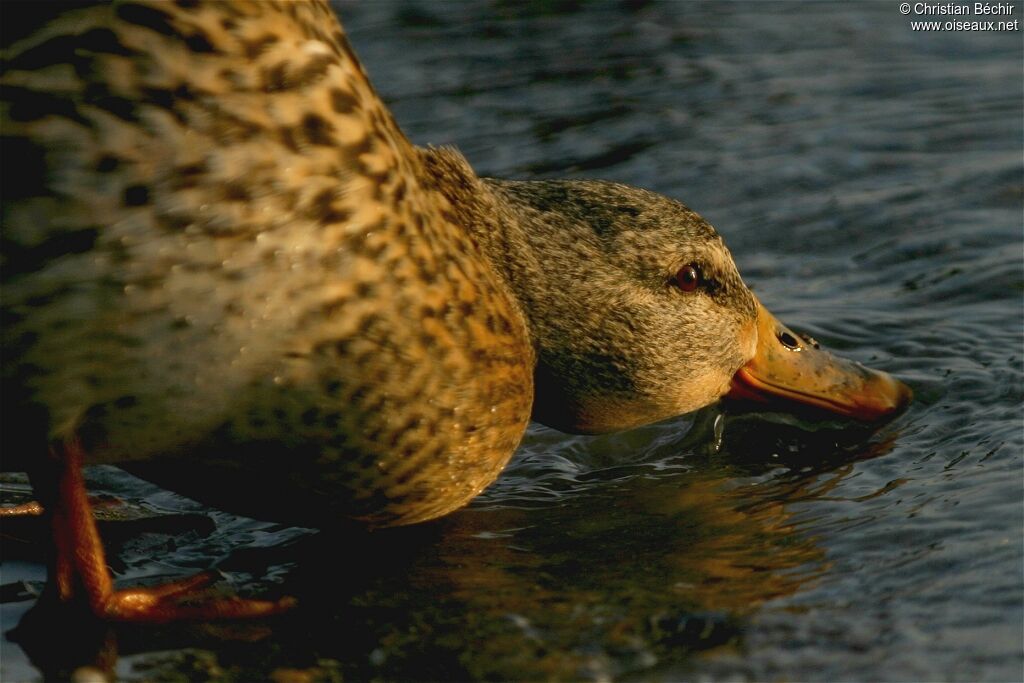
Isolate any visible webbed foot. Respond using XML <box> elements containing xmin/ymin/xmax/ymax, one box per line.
<box><xmin>34</xmin><ymin>441</ymin><xmax>294</xmax><ymax>623</ymax></box>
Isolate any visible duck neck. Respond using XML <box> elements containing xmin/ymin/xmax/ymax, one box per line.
<box><xmin>416</xmin><ymin>146</ymin><xmax>544</xmax><ymax>358</ymax></box>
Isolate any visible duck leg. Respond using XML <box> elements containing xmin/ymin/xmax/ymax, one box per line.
<box><xmin>35</xmin><ymin>440</ymin><xmax>294</xmax><ymax>622</ymax></box>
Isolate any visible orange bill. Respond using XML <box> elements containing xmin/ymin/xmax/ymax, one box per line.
<box><xmin>727</xmin><ymin>298</ymin><xmax>912</xmax><ymax>421</ymax></box>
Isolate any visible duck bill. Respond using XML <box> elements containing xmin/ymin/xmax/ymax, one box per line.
<box><xmin>727</xmin><ymin>299</ymin><xmax>912</xmax><ymax>421</ymax></box>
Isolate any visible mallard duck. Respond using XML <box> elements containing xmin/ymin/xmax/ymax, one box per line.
<box><xmin>0</xmin><ymin>1</ymin><xmax>910</xmax><ymax>621</ymax></box>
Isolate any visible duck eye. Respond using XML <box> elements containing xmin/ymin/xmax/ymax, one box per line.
<box><xmin>674</xmin><ymin>264</ymin><xmax>701</xmax><ymax>292</ymax></box>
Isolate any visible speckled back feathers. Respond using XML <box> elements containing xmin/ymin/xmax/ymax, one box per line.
<box><xmin>2</xmin><ymin>0</ymin><xmax>533</xmax><ymax>525</ymax></box>
<box><xmin>1</xmin><ymin>0</ymin><xmax>759</xmax><ymax>527</ymax></box>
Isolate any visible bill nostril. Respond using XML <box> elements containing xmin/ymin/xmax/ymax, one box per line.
<box><xmin>776</xmin><ymin>329</ymin><xmax>802</xmax><ymax>351</ymax></box>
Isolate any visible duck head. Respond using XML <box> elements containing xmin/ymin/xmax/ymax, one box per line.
<box><xmin>423</xmin><ymin>149</ymin><xmax>911</xmax><ymax>434</ymax></box>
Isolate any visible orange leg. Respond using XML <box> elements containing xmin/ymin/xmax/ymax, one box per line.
<box><xmin>40</xmin><ymin>440</ymin><xmax>295</xmax><ymax>623</ymax></box>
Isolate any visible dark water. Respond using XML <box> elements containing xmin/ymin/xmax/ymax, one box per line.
<box><xmin>2</xmin><ymin>1</ymin><xmax>1022</xmax><ymax>680</ymax></box>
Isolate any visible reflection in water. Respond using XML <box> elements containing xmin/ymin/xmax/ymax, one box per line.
<box><xmin>362</xmin><ymin>470</ymin><xmax>825</xmax><ymax>680</ymax></box>
<box><xmin>1</xmin><ymin>413</ymin><xmax>901</xmax><ymax>681</ymax></box>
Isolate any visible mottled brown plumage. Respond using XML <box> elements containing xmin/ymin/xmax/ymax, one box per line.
<box><xmin>1</xmin><ymin>0</ymin><xmax>908</xmax><ymax>585</ymax></box>
<box><xmin>2</xmin><ymin>0</ymin><xmax>538</xmax><ymax>527</ymax></box>
<box><xmin>1</xmin><ymin>0</ymin><xmax>758</xmax><ymax>530</ymax></box>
